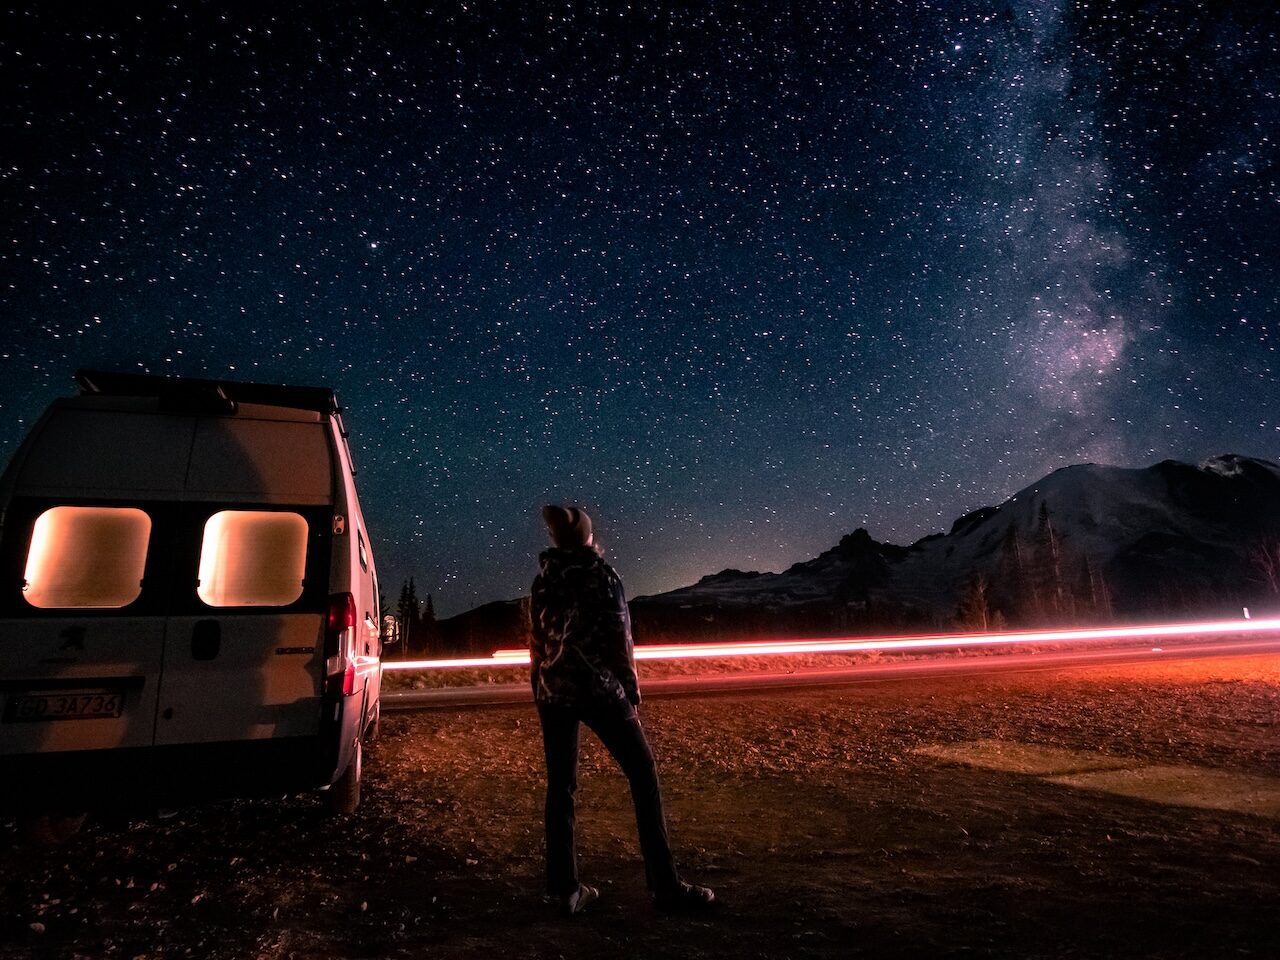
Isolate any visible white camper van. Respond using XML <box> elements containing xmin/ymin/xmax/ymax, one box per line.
<box><xmin>0</xmin><ymin>371</ymin><xmax>384</xmax><ymax>817</ymax></box>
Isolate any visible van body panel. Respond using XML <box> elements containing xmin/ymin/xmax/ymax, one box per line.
<box><xmin>187</xmin><ymin>419</ymin><xmax>333</xmax><ymax>504</ymax></box>
<box><xmin>356</xmin><ymin>610</ymin><xmax>382</xmax><ymax>725</ymax></box>
<box><xmin>220</xmin><ymin>403</ymin><xmax>322</xmax><ymax>424</ymax></box>
<box><xmin>154</xmin><ymin>613</ymin><xmax>324</xmax><ymax>745</ymax></box>
<box><xmin>14</xmin><ymin>407</ymin><xmax>195</xmax><ymax>497</ymax></box>
<box><xmin>0</xmin><ymin>617</ymin><xmax>164</xmax><ymax>754</ymax></box>
<box><xmin>327</xmin><ymin>430</ymin><xmax>384</xmax><ymax>735</ymax></box>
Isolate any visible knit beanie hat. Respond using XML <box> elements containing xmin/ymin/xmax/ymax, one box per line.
<box><xmin>542</xmin><ymin>504</ymin><xmax>593</xmax><ymax>548</ymax></box>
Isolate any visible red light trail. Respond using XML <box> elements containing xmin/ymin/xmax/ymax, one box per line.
<box><xmin>383</xmin><ymin>615</ymin><xmax>1280</xmax><ymax>671</ymax></box>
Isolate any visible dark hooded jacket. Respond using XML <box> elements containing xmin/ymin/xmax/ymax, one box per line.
<box><xmin>529</xmin><ymin>546</ymin><xmax>641</xmax><ymax>708</ymax></box>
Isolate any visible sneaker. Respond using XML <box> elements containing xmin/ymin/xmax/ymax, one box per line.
<box><xmin>654</xmin><ymin>880</ymin><xmax>717</xmax><ymax>914</ymax></box>
<box><xmin>554</xmin><ymin>883</ymin><xmax>599</xmax><ymax>916</ymax></box>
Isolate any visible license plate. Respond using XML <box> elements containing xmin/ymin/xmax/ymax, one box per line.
<box><xmin>4</xmin><ymin>690</ymin><xmax>124</xmax><ymax>722</ymax></box>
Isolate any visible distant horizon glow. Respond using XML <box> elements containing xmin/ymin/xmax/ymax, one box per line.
<box><xmin>383</xmin><ymin>616</ymin><xmax>1280</xmax><ymax>671</ymax></box>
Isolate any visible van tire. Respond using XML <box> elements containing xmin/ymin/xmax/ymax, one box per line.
<box><xmin>328</xmin><ymin>737</ymin><xmax>362</xmax><ymax>815</ymax></box>
<box><xmin>368</xmin><ymin>701</ymin><xmax>381</xmax><ymax>742</ymax></box>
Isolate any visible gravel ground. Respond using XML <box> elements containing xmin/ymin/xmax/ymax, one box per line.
<box><xmin>2</xmin><ymin>652</ymin><xmax>1278</xmax><ymax>959</ymax></box>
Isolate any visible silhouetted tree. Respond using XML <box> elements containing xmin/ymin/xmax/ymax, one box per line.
<box><xmin>398</xmin><ymin>577</ymin><xmax>424</xmax><ymax>653</ymax></box>
<box><xmin>420</xmin><ymin>592</ymin><xmax>438</xmax><ymax>653</ymax></box>
<box><xmin>1250</xmin><ymin>539</ymin><xmax>1280</xmax><ymax>596</ymax></box>
<box><xmin>1076</xmin><ymin>555</ymin><xmax>1114</xmax><ymax>621</ymax></box>
<box><xmin>955</xmin><ymin>573</ymin><xmax>994</xmax><ymax>631</ymax></box>
<box><xmin>1031</xmin><ymin>502</ymin><xmax>1068</xmax><ymax>622</ymax></box>
<box><xmin>997</xmin><ymin>525</ymin><xmax>1029</xmax><ymax>620</ymax></box>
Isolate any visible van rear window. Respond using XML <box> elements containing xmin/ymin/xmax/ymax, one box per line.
<box><xmin>23</xmin><ymin>506</ymin><xmax>152</xmax><ymax>608</ymax></box>
<box><xmin>197</xmin><ymin>510</ymin><xmax>308</xmax><ymax>607</ymax></box>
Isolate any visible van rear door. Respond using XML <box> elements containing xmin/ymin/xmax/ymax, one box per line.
<box><xmin>0</xmin><ymin>502</ymin><xmax>166</xmax><ymax>754</ymax></box>
<box><xmin>0</xmin><ymin>401</ymin><xmax>196</xmax><ymax>756</ymax></box>
<box><xmin>153</xmin><ymin>415</ymin><xmax>333</xmax><ymax>746</ymax></box>
<box><xmin>0</xmin><ymin>613</ymin><xmax>165</xmax><ymax>756</ymax></box>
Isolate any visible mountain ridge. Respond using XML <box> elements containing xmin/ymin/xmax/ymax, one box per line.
<box><xmin>431</xmin><ymin>454</ymin><xmax>1280</xmax><ymax>654</ymax></box>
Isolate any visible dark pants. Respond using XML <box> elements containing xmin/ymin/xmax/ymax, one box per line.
<box><xmin>537</xmin><ymin>700</ymin><xmax>680</xmax><ymax>897</ymax></box>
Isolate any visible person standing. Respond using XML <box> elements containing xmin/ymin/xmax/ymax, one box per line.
<box><xmin>530</xmin><ymin>504</ymin><xmax>717</xmax><ymax>916</ymax></box>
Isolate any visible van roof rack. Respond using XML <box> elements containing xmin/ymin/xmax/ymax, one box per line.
<box><xmin>74</xmin><ymin>369</ymin><xmax>342</xmax><ymax>416</ymax></box>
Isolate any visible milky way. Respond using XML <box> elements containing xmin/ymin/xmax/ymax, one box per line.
<box><xmin>1</xmin><ymin>3</ymin><xmax>1277</xmax><ymax>613</ymax></box>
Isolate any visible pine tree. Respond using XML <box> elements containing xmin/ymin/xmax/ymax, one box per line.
<box><xmin>1076</xmin><ymin>557</ymin><xmax>1094</xmax><ymax>622</ymax></box>
<box><xmin>955</xmin><ymin>573</ymin><xmax>993</xmax><ymax>631</ymax></box>
<box><xmin>1251</xmin><ymin>539</ymin><xmax>1280</xmax><ymax>596</ymax></box>
<box><xmin>396</xmin><ymin>580</ymin><xmax>409</xmax><ymax>655</ymax></box>
<box><xmin>407</xmin><ymin>577</ymin><xmax>419</xmax><ymax>618</ymax></box>
<box><xmin>421</xmin><ymin>593</ymin><xmax>437</xmax><ymax>653</ymax></box>
<box><xmin>1032</xmin><ymin>502</ymin><xmax>1068</xmax><ymax>622</ymax></box>
<box><xmin>1080</xmin><ymin>555</ymin><xmax>1113</xmax><ymax>621</ymax></box>
<box><xmin>997</xmin><ymin>525</ymin><xmax>1028</xmax><ymax>621</ymax></box>
<box><xmin>397</xmin><ymin>577</ymin><xmax>423</xmax><ymax>654</ymax></box>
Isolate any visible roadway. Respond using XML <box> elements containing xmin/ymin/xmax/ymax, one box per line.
<box><xmin>382</xmin><ymin>635</ymin><xmax>1280</xmax><ymax>710</ymax></box>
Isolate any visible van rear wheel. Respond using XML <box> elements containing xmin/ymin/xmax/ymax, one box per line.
<box><xmin>327</xmin><ymin>737</ymin><xmax>362</xmax><ymax>815</ymax></box>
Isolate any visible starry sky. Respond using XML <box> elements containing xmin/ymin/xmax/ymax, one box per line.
<box><xmin>1</xmin><ymin>2</ymin><xmax>1277</xmax><ymax>615</ymax></box>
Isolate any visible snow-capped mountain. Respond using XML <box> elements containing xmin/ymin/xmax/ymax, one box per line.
<box><xmin>435</xmin><ymin>455</ymin><xmax>1280</xmax><ymax>653</ymax></box>
<box><xmin>628</xmin><ymin>454</ymin><xmax>1280</xmax><ymax>640</ymax></box>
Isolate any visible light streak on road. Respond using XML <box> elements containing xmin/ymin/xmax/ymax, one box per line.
<box><xmin>388</xmin><ymin>651</ymin><xmax>529</xmax><ymax>670</ymax></box>
<box><xmin>383</xmin><ymin>615</ymin><xmax>1280</xmax><ymax>672</ymax></box>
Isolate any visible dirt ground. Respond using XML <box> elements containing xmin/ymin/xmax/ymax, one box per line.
<box><xmin>2</xmin><ymin>653</ymin><xmax>1278</xmax><ymax>959</ymax></box>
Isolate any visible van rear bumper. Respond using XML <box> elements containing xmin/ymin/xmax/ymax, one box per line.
<box><xmin>0</xmin><ymin>735</ymin><xmax>340</xmax><ymax>813</ymax></box>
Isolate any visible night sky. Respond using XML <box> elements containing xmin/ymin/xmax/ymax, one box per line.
<box><xmin>1</xmin><ymin>2</ymin><xmax>1277</xmax><ymax>615</ymax></box>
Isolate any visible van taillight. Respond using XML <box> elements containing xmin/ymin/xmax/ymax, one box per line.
<box><xmin>325</xmin><ymin>592</ymin><xmax>358</xmax><ymax>696</ymax></box>
<box><xmin>333</xmin><ymin>661</ymin><xmax>355</xmax><ymax>696</ymax></box>
<box><xmin>327</xmin><ymin>592</ymin><xmax>357</xmax><ymax>634</ymax></box>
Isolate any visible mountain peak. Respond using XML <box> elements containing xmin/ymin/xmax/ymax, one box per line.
<box><xmin>695</xmin><ymin>567</ymin><xmax>762</xmax><ymax>586</ymax></box>
<box><xmin>634</xmin><ymin>453</ymin><xmax>1280</xmax><ymax>624</ymax></box>
<box><xmin>834</xmin><ymin>527</ymin><xmax>877</xmax><ymax>554</ymax></box>
<box><xmin>1199</xmin><ymin>453</ymin><xmax>1280</xmax><ymax>479</ymax></box>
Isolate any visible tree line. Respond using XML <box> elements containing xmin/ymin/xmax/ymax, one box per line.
<box><xmin>954</xmin><ymin>502</ymin><xmax>1114</xmax><ymax>631</ymax></box>
<box><xmin>392</xmin><ymin>576</ymin><xmax>439</xmax><ymax>655</ymax></box>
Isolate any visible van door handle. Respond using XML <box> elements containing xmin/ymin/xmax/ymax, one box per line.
<box><xmin>192</xmin><ymin>620</ymin><xmax>221</xmax><ymax>660</ymax></box>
